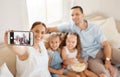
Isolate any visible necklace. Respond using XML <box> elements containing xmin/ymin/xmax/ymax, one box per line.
<box><xmin>33</xmin><ymin>44</ymin><xmax>42</xmax><ymax>54</ymax></box>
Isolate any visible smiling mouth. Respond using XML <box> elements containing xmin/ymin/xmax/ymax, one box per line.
<box><xmin>36</xmin><ymin>37</ymin><xmax>41</xmax><ymax>40</ymax></box>
<box><xmin>53</xmin><ymin>46</ymin><xmax>57</xmax><ymax>48</ymax></box>
<box><xmin>52</xmin><ymin>47</ymin><xmax>57</xmax><ymax>49</ymax></box>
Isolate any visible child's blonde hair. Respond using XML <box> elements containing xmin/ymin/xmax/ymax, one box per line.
<box><xmin>48</xmin><ymin>32</ymin><xmax>62</xmax><ymax>41</ymax></box>
<box><xmin>48</xmin><ymin>32</ymin><xmax>62</xmax><ymax>50</ymax></box>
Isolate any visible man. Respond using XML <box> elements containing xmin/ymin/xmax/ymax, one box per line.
<box><xmin>22</xmin><ymin>33</ymin><xmax>30</xmax><ymax>44</ymax></box>
<box><xmin>48</xmin><ymin>6</ymin><xmax>120</xmax><ymax>77</ymax></box>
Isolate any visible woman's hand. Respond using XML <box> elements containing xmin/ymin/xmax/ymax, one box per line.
<box><xmin>4</xmin><ymin>30</ymin><xmax>12</xmax><ymax>46</ymax></box>
<box><xmin>4</xmin><ymin>30</ymin><xmax>28</xmax><ymax>57</ymax></box>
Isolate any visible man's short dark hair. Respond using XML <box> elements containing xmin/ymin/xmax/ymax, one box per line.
<box><xmin>71</xmin><ymin>6</ymin><xmax>83</xmax><ymax>13</ymax></box>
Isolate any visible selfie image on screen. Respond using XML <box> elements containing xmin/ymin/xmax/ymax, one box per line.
<box><xmin>14</xmin><ymin>32</ymin><xmax>30</xmax><ymax>45</ymax></box>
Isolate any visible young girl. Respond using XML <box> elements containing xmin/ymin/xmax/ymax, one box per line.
<box><xmin>47</xmin><ymin>33</ymin><xmax>67</xmax><ymax>77</ymax></box>
<box><xmin>14</xmin><ymin>35</ymin><xmax>20</xmax><ymax>45</ymax></box>
<box><xmin>61</xmin><ymin>32</ymin><xmax>98</xmax><ymax>77</ymax></box>
<box><xmin>4</xmin><ymin>21</ymin><xmax>51</xmax><ymax>77</ymax></box>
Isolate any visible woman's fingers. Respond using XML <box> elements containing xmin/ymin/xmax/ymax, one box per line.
<box><xmin>4</xmin><ymin>30</ymin><xmax>13</xmax><ymax>45</ymax></box>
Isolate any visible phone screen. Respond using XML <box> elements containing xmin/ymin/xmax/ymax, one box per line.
<box><xmin>8</xmin><ymin>31</ymin><xmax>34</xmax><ymax>46</ymax></box>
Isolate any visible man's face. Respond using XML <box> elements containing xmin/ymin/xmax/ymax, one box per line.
<box><xmin>71</xmin><ymin>8</ymin><xmax>84</xmax><ymax>25</ymax></box>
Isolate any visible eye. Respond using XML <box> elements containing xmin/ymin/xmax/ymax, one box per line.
<box><xmin>50</xmin><ymin>41</ymin><xmax>53</xmax><ymax>44</ymax></box>
<box><xmin>41</xmin><ymin>31</ymin><xmax>45</xmax><ymax>34</ymax></box>
<box><xmin>68</xmin><ymin>40</ymin><xmax>70</xmax><ymax>43</ymax></box>
<box><xmin>72</xmin><ymin>41</ymin><xmax>75</xmax><ymax>43</ymax></box>
<box><xmin>55</xmin><ymin>41</ymin><xmax>58</xmax><ymax>43</ymax></box>
<box><xmin>71</xmin><ymin>14</ymin><xmax>74</xmax><ymax>17</ymax></box>
<box><xmin>35</xmin><ymin>30</ymin><xmax>39</xmax><ymax>33</ymax></box>
<box><xmin>76</xmin><ymin>13</ymin><xmax>79</xmax><ymax>16</ymax></box>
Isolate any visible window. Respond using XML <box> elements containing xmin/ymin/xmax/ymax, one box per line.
<box><xmin>46</xmin><ymin>0</ymin><xmax>63</xmax><ymax>23</ymax></box>
<box><xmin>26</xmin><ymin>0</ymin><xmax>63</xmax><ymax>26</ymax></box>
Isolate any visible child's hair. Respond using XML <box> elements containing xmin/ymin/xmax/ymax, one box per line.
<box><xmin>48</xmin><ymin>32</ymin><xmax>62</xmax><ymax>46</ymax></box>
<box><xmin>61</xmin><ymin>32</ymin><xmax>82</xmax><ymax>54</ymax></box>
<box><xmin>48</xmin><ymin>32</ymin><xmax>62</xmax><ymax>41</ymax></box>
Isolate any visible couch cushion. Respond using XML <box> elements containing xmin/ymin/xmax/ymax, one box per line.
<box><xmin>87</xmin><ymin>16</ymin><xmax>120</xmax><ymax>49</ymax></box>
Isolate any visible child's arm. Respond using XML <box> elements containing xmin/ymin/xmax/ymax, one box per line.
<box><xmin>61</xmin><ymin>48</ymin><xmax>70</xmax><ymax>65</ymax></box>
<box><xmin>48</xmin><ymin>56</ymin><xmax>64</xmax><ymax>74</ymax></box>
<box><xmin>61</xmin><ymin>48</ymin><xmax>76</xmax><ymax>66</ymax></box>
<box><xmin>77</xmin><ymin>53</ymin><xmax>88</xmax><ymax>68</ymax></box>
<box><xmin>76</xmin><ymin>52</ymin><xmax>85</xmax><ymax>62</ymax></box>
<box><xmin>48</xmin><ymin>67</ymin><xmax>64</xmax><ymax>75</ymax></box>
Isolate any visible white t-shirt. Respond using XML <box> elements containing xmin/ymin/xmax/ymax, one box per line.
<box><xmin>16</xmin><ymin>41</ymin><xmax>51</xmax><ymax>77</ymax></box>
<box><xmin>64</xmin><ymin>46</ymin><xmax>78</xmax><ymax>59</ymax></box>
<box><xmin>64</xmin><ymin>46</ymin><xmax>78</xmax><ymax>70</ymax></box>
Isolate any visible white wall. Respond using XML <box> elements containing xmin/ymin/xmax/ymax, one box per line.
<box><xmin>1</xmin><ymin>0</ymin><xmax>120</xmax><ymax>43</ymax></box>
<box><xmin>73</xmin><ymin>0</ymin><xmax>120</xmax><ymax>20</ymax></box>
<box><xmin>0</xmin><ymin>0</ymin><xmax>29</xmax><ymax>43</ymax></box>
<box><xmin>99</xmin><ymin>0</ymin><xmax>120</xmax><ymax>20</ymax></box>
<box><xmin>73</xmin><ymin>0</ymin><xmax>120</xmax><ymax>31</ymax></box>
<box><xmin>46</xmin><ymin>0</ymin><xmax>72</xmax><ymax>26</ymax></box>
<box><xmin>72</xmin><ymin>0</ymin><xmax>101</xmax><ymax>15</ymax></box>
<box><xmin>99</xmin><ymin>0</ymin><xmax>120</xmax><ymax>31</ymax></box>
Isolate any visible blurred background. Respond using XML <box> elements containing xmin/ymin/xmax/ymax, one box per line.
<box><xmin>0</xmin><ymin>0</ymin><xmax>120</xmax><ymax>43</ymax></box>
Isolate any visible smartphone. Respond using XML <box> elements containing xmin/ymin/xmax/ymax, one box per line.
<box><xmin>8</xmin><ymin>31</ymin><xmax>34</xmax><ymax>46</ymax></box>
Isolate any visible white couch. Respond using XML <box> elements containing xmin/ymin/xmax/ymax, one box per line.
<box><xmin>86</xmin><ymin>15</ymin><xmax>120</xmax><ymax>49</ymax></box>
<box><xmin>0</xmin><ymin>15</ymin><xmax>120</xmax><ymax>76</ymax></box>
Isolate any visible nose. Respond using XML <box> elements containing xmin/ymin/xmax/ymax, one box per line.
<box><xmin>53</xmin><ymin>43</ymin><xmax>57</xmax><ymax>46</ymax></box>
<box><xmin>72</xmin><ymin>15</ymin><xmax>75</xmax><ymax>19</ymax></box>
<box><xmin>68</xmin><ymin>42</ymin><xmax>71</xmax><ymax>46</ymax></box>
<box><xmin>37</xmin><ymin>32</ymin><xmax>43</xmax><ymax>37</ymax></box>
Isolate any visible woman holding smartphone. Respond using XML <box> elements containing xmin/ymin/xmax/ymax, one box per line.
<box><xmin>4</xmin><ymin>21</ymin><xmax>51</xmax><ymax>77</ymax></box>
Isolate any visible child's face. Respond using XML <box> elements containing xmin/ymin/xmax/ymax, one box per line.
<box><xmin>49</xmin><ymin>36</ymin><xmax>61</xmax><ymax>51</ymax></box>
<box><xmin>66</xmin><ymin>34</ymin><xmax>77</xmax><ymax>50</ymax></box>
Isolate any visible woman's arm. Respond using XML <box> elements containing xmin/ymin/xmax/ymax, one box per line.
<box><xmin>77</xmin><ymin>53</ymin><xmax>86</xmax><ymax>63</ymax></box>
<box><xmin>4</xmin><ymin>30</ymin><xmax>29</xmax><ymax>60</ymax></box>
<box><xmin>76</xmin><ymin>53</ymin><xmax>88</xmax><ymax>68</ymax></box>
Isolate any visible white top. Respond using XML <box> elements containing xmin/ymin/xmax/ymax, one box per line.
<box><xmin>16</xmin><ymin>41</ymin><xmax>51</xmax><ymax>77</ymax></box>
<box><xmin>64</xmin><ymin>46</ymin><xmax>78</xmax><ymax>70</ymax></box>
<box><xmin>64</xmin><ymin>46</ymin><xmax>78</xmax><ymax>58</ymax></box>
